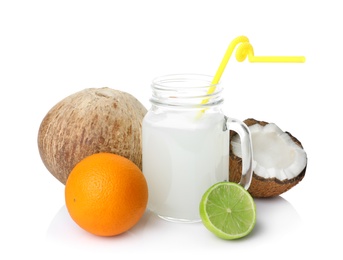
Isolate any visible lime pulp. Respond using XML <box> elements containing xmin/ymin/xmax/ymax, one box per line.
<box><xmin>199</xmin><ymin>182</ymin><xmax>256</xmax><ymax>240</ymax></box>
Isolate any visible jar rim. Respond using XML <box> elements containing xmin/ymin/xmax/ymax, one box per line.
<box><xmin>150</xmin><ymin>73</ymin><xmax>223</xmax><ymax>109</ymax></box>
<box><xmin>151</xmin><ymin>73</ymin><xmax>219</xmax><ymax>90</ymax></box>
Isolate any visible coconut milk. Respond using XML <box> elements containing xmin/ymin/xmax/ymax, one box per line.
<box><xmin>142</xmin><ymin>111</ymin><xmax>229</xmax><ymax>222</ymax></box>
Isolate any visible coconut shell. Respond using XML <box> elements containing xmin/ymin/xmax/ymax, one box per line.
<box><xmin>38</xmin><ymin>87</ymin><xmax>147</xmax><ymax>185</ymax></box>
<box><xmin>229</xmin><ymin>118</ymin><xmax>307</xmax><ymax>198</ymax></box>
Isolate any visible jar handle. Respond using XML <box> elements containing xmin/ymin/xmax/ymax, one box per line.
<box><xmin>225</xmin><ymin>116</ymin><xmax>253</xmax><ymax>190</ymax></box>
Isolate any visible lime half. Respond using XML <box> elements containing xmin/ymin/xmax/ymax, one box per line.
<box><xmin>199</xmin><ymin>182</ymin><xmax>256</xmax><ymax>240</ymax></box>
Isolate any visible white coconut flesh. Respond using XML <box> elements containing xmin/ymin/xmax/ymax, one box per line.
<box><xmin>231</xmin><ymin>123</ymin><xmax>307</xmax><ymax>181</ymax></box>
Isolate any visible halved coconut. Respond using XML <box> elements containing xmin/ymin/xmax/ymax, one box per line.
<box><xmin>229</xmin><ymin>118</ymin><xmax>307</xmax><ymax>198</ymax></box>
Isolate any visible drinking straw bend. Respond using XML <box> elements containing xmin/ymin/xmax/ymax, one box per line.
<box><xmin>197</xmin><ymin>35</ymin><xmax>305</xmax><ymax>117</ymax></box>
<box><xmin>206</xmin><ymin>35</ymin><xmax>305</xmax><ymax>97</ymax></box>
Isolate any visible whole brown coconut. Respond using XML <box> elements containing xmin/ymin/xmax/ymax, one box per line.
<box><xmin>229</xmin><ymin>118</ymin><xmax>307</xmax><ymax>198</ymax></box>
<box><xmin>38</xmin><ymin>87</ymin><xmax>147</xmax><ymax>184</ymax></box>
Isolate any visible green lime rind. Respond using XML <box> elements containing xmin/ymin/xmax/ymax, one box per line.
<box><xmin>199</xmin><ymin>182</ymin><xmax>256</xmax><ymax>240</ymax></box>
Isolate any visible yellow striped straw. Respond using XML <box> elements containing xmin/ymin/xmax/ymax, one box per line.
<box><xmin>200</xmin><ymin>35</ymin><xmax>305</xmax><ymax>107</ymax></box>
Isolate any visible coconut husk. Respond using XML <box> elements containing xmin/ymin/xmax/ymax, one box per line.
<box><xmin>38</xmin><ymin>87</ymin><xmax>147</xmax><ymax>185</ymax></box>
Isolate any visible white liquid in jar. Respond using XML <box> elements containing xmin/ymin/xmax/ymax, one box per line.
<box><xmin>142</xmin><ymin>110</ymin><xmax>229</xmax><ymax>222</ymax></box>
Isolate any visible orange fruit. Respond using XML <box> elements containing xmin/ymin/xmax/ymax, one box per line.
<box><xmin>65</xmin><ymin>152</ymin><xmax>148</xmax><ymax>237</ymax></box>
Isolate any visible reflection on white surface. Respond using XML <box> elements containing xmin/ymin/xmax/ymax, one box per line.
<box><xmin>45</xmin><ymin>196</ymin><xmax>302</xmax><ymax>254</ymax></box>
<box><xmin>253</xmin><ymin>197</ymin><xmax>302</xmax><ymax>236</ymax></box>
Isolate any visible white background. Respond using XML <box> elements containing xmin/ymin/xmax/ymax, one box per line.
<box><xmin>1</xmin><ymin>0</ymin><xmax>342</xmax><ymax>258</ymax></box>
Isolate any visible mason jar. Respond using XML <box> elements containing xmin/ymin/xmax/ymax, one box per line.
<box><xmin>142</xmin><ymin>74</ymin><xmax>253</xmax><ymax>223</ymax></box>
